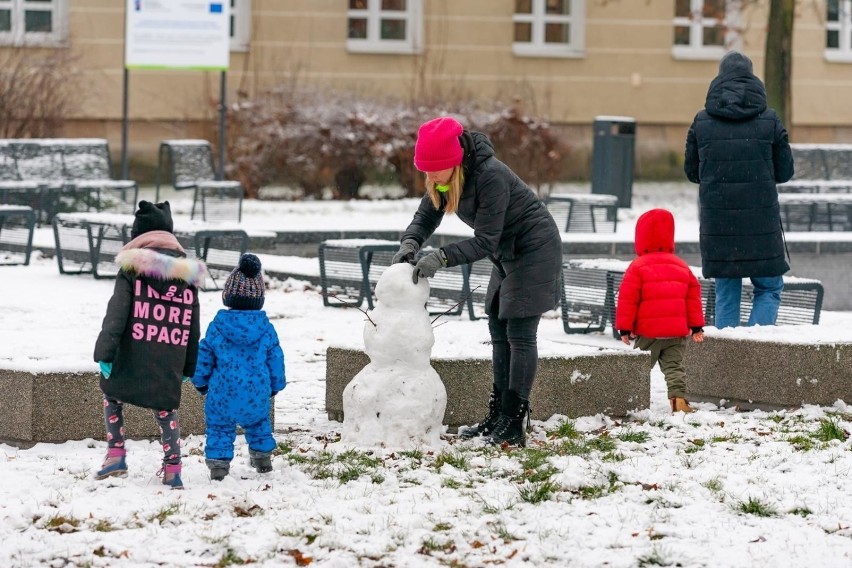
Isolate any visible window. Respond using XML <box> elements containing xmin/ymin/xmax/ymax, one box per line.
<box><xmin>0</xmin><ymin>0</ymin><xmax>67</xmax><ymax>46</ymax></box>
<box><xmin>826</xmin><ymin>0</ymin><xmax>852</xmax><ymax>62</ymax></box>
<box><xmin>229</xmin><ymin>0</ymin><xmax>251</xmax><ymax>52</ymax></box>
<box><xmin>346</xmin><ymin>0</ymin><xmax>423</xmax><ymax>54</ymax></box>
<box><xmin>672</xmin><ymin>0</ymin><xmax>741</xmax><ymax>60</ymax></box>
<box><xmin>512</xmin><ymin>0</ymin><xmax>585</xmax><ymax>58</ymax></box>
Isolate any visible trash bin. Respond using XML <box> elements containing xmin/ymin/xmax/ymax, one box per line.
<box><xmin>591</xmin><ymin>116</ymin><xmax>636</xmax><ymax>208</ymax></box>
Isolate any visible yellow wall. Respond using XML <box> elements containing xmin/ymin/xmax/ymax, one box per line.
<box><xmin>8</xmin><ymin>0</ymin><xmax>852</xmax><ymax>167</ymax></box>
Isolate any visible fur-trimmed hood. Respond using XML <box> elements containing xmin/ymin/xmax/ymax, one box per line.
<box><xmin>116</xmin><ymin>248</ymin><xmax>207</xmax><ymax>287</ymax></box>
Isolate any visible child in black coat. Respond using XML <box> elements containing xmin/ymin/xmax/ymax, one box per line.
<box><xmin>93</xmin><ymin>201</ymin><xmax>207</xmax><ymax>489</ymax></box>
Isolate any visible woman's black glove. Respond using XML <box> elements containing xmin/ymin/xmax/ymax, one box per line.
<box><xmin>412</xmin><ymin>250</ymin><xmax>446</xmax><ymax>284</ymax></box>
<box><xmin>391</xmin><ymin>239</ymin><xmax>420</xmax><ymax>264</ymax></box>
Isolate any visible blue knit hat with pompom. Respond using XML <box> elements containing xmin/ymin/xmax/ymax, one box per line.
<box><xmin>222</xmin><ymin>253</ymin><xmax>265</xmax><ymax>310</ymax></box>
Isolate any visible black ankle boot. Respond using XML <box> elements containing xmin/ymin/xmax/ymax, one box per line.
<box><xmin>488</xmin><ymin>390</ymin><xmax>530</xmax><ymax>448</ymax></box>
<box><xmin>458</xmin><ymin>386</ymin><xmax>502</xmax><ymax>439</ymax></box>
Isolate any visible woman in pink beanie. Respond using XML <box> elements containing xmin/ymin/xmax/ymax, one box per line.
<box><xmin>391</xmin><ymin>116</ymin><xmax>563</xmax><ymax>448</ymax></box>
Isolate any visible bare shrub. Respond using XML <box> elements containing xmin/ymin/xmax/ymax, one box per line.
<box><xmin>0</xmin><ymin>47</ymin><xmax>79</xmax><ymax>138</ymax></box>
<box><xmin>226</xmin><ymin>86</ymin><xmax>570</xmax><ymax>200</ymax></box>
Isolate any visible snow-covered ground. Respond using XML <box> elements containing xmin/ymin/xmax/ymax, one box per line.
<box><xmin>1</xmin><ymin>183</ymin><xmax>851</xmax><ymax>567</ymax></box>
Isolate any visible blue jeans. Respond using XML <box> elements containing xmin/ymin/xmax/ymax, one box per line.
<box><xmin>714</xmin><ymin>276</ymin><xmax>784</xmax><ymax>328</ymax></box>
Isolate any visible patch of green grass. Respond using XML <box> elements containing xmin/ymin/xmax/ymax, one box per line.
<box><xmin>400</xmin><ymin>449</ymin><xmax>424</xmax><ymax>462</ymax></box>
<box><xmin>767</xmin><ymin>414</ymin><xmax>785</xmax><ymax>423</ymax></box>
<box><xmin>586</xmin><ymin>434</ymin><xmax>617</xmax><ymax>453</ymax></box>
<box><xmin>576</xmin><ymin>484</ymin><xmax>607</xmax><ymax>500</ymax></box>
<box><xmin>517</xmin><ymin>479</ymin><xmax>560</xmax><ymax>504</ymax></box>
<box><xmin>434</xmin><ymin>451</ymin><xmax>469</xmax><ymax>471</ymax></box>
<box><xmin>215</xmin><ymin>548</ymin><xmax>247</xmax><ymax>567</ymax></box>
<box><xmin>786</xmin><ymin>435</ymin><xmax>815</xmax><ymax>451</ymax></box>
<box><xmin>813</xmin><ymin>417</ymin><xmax>848</xmax><ymax>443</ymax></box>
<box><xmin>292</xmin><ymin>448</ymin><xmax>383</xmax><ymax>484</ymax></box>
<box><xmin>441</xmin><ymin>477</ymin><xmax>462</xmax><ymax>489</ymax></box>
<box><xmin>547</xmin><ymin>419</ymin><xmax>580</xmax><ymax>439</ymax></box>
<box><xmin>738</xmin><ymin>497</ymin><xmax>776</xmax><ymax>517</ymax></box>
<box><xmin>148</xmin><ymin>503</ymin><xmax>181</xmax><ymax>524</ymax></box>
<box><xmin>703</xmin><ymin>477</ymin><xmax>723</xmax><ymax>493</ymax></box>
<box><xmin>710</xmin><ymin>434</ymin><xmax>740</xmax><ymax>443</ymax></box>
<box><xmin>518</xmin><ymin>447</ymin><xmax>553</xmax><ymax>470</ymax></box>
<box><xmin>488</xmin><ymin>520</ymin><xmax>521</xmax><ymax>542</ymax></box>
<box><xmin>789</xmin><ymin>507</ymin><xmax>812</xmax><ymax>517</ymax></box>
<box><xmin>433</xmin><ymin>521</ymin><xmax>453</xmax><ymax>532</ymax></box>
<box><xmin>556</xmin><ymin>439</ymin><xmax>589</xmax><ymax>456</ymax></box>
<box><xmin>602</xmin><ymin>451</ymin><xmax>627</xmax><ymax>462</ymax></box>
<box><xmin>92</xmin><ymin>519</ymin><xmax>116</xmax><ymax>532</ymax></box>
<box><xmin>44</xmin><ymin>515</ymin><xmax>80</xmax><ymax>531</ymax></box>
<box><xmin>418</xmin><ymin>536</ymin><xmax>455</xmax><ymax>554</ymax></box>
<box><xmin>637</xmin><ymin>545</ymin><xmax>671</xmax><ymax>567</ymax></box>
<box><xmin>616</xmin><ymin>429</ymin><xmax>650</xmax><ymax>443</ymax></box>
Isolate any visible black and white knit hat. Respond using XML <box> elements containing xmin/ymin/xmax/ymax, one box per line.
<box><xmin>222</xmin><ymin>253</ymin><xmax>265</xmax><ymax>310</ymax></box>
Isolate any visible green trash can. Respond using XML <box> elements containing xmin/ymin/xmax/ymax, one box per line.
<box><xmin>591</xmin><ymin>116</ymin><xmax>636</xmax><ymax>208</ymax></box>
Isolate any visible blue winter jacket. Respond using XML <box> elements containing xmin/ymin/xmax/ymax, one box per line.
<box><xmin>192</xmin><ymin>309</ymin><xmax>286</xmax><ymax>425</ymax></box>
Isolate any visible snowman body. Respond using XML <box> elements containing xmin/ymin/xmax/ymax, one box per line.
<box><xmin>341</xmin><ymin>262</ymin><xmax>447</xmax><ymax>448</ymax></box>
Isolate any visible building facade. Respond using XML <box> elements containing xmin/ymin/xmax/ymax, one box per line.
<box><xmin>2</xmin><ymin>0</ymin><xmax>851</xmax><ymax>174</ymax></box>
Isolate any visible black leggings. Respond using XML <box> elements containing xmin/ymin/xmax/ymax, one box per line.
<box><xmin>488</xmin><ymin>306</ymin><xmax>541</xmax><ymax>401</ymax></box>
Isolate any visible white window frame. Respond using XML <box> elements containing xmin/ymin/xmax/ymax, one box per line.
<box><xmin>671</xmin><ymin>0</ymin><xmax>742</xmax><ymax>61</ymax></box>
<box><xmin>346</xmin><ymin>0</ymin><xmax>423</xmax><ymax>55</ymax></box>
<box><xmin>0</xmin><ymin>0</ymin><xmax>68</xmax><ymax>47</ymax></box>
<box><xmin>230</xmin><ymin>0</ymin><xmax>251</xmax><ymax>52</ymax></box>
<box><xmin>512</xmin><ymin>0</ymin><xmax>585</xmax><ymax>59</ymax></box>
<box><xmin>825</xmin><ymin>0</ymin><xmax>852</xmax><ymax>62</ymax></box>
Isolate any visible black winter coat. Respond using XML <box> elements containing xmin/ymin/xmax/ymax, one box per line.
<box><xmin>94</xmin><ymin>246</ymin><xmax>206</xmax><ymax>410</ymax></box>
<box><xmin>402</xmin><ymin>131</ymin><xmax>563</xmax><ymax>319</ymax></box>
<box><xmin>684</xmin><ymin>67</ymin><xmax>794</xmax><ymax>278</ymax></box>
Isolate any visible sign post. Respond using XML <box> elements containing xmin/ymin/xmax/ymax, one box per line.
<box><xmin>121</xmin><ymin>1</ymin><xmax>231</xmax><ymax>180</ymax></box>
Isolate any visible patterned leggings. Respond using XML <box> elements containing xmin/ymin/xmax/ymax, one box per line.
<box><xmin>103</xmin><ymin>397</ymin><xmax>182</xmax><ymax>465</ymax></box>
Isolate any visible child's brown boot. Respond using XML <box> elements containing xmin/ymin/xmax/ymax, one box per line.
<box><xmin>670</xmin><ymin>397</ymin><xmax>694</xmax><ymax>414</ymax></box>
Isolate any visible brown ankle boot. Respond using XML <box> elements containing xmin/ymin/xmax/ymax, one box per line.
<box><xmin>670</xmin><ymin>397</ymin><xmax>694</xmax><ymax>414</ymax></box>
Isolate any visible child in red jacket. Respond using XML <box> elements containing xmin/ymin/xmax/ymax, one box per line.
<box><xmin>615</xmin><ymin>208</ymin><xmax>705</xmax><ymax>414</ymax></box>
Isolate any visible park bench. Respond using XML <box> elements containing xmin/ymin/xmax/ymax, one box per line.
<box><xmin>0</xmin><ymin>205</ymin><xmax>36</xmax><ymax>266</ymax></box>
<box><xmin>777</xmin><ymin>144</ymin><xmax>852</xmax><ymax>231</ymax></box>
<box><xmin>0</xmin><ymin>138</ymin><xmax>137</xmax><ymax>224</ymax></box>
<box><xmin>560</xmin><ymin>258</ymin><xmax>824</xmax><ymax>339</ymax></box>
<box><xmin>778</xmin><ymin>193</ymin><xmax>852</xmax><ymax>232</ymax></box>
<box><xmin>318</xmin><ymin>239</ymin><xmax>492</xmax><ymax>320</ymax></box>
<box><xmin>544</xmin><ymin>193</ymin><xmax>618</xmax><ymax>232</ymax></box>
<box><xmin>156</xmin><ymin>139</ymin><xmax>244</xmax><ymax>222</ymax></box>
<box><xmin>52</xmin><ymin>212</ymin><xmax>253</xmax><ymax>289</ymax></box>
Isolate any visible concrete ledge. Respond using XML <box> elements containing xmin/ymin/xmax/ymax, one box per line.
<box><xmin>325</xmin><ymin>347</ymin><xmax>651</xmax><ymax>427</ymax></box>
<box><xmin>684</xmin><ymin>336</ymin><xmax>852</xmax><ymax>410</ymax></box>
<box><xmin>0</xmin><ymin>370</ymin><xmax>206</xmax><ymax>446</ymax></box>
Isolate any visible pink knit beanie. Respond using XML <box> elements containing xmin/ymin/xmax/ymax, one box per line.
<box><xmin>414</xmin><ymin>117</ymin><xmax>464</xmax><ymax>172</ymax></box>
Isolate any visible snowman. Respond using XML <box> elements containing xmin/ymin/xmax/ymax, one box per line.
<box><xmin>341</xmin><ymin>262</ymin><xmax>447</xmax><ymax>448</ymax></box>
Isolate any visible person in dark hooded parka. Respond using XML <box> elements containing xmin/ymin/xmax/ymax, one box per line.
<box><xmin>390</xmin><ymin>116</ymin><xmax>563</xmax><ymax>448</ymax></box>
<box><xmin>684</xmin><ymin>51</ymin><xmax>795</xmax><ymax>328</ymax></box>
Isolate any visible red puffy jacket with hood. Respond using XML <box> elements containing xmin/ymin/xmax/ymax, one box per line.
<box><xmin>615</xmin><ymin>208</ymin><xmax>705</xmax><ymax>338</ymax></box>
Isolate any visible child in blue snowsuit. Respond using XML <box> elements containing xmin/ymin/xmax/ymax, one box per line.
<box><xmin>192</xmin><ymin>253</ymin><xmax>285</xmax><ymax>480</ymax></box>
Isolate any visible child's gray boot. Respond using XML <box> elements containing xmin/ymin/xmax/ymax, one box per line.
<box><xmin>248</xmin><ymin>449</ymin><xmax>273</xmax><ymax>473</ymax></box>
<box><xmin>206</xmin><ymin>459</ymin><xmax>230</xmax><ymax>481</ymax></box>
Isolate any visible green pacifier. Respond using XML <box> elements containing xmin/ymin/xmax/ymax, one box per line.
<box><xmin>436</xmin><ymin>183</ymin><xmax>450</xmax><ymax>193</ymax></box>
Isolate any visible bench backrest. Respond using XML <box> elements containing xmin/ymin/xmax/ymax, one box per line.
<box><xmin>13</xmin><ymin>141</ymin><xmax>65</xmax><ymax>181</ymax></box>
<box><xmin>0</xmin><ymin>142</ymin><xmax>21</xmax><ymax>181</ymax></box>
<box><xmin>60</xmin><ymin>141</ymin><xmax>114</xmax><ymax>180</ymax></box>
<box><xmin>790</xmin><ymin>144</ymin><xmax>852</xmax><ymax>181</ymax></box>
<box><xmin>161</xmin><ymin>140</ymin><xmax>217</xmax><ymax>188</ymax></box>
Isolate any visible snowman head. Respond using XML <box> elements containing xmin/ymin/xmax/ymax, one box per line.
<box><xmin>375</xmin><ymin>262</ymin><xmax>429</xmax><ymax>309</ymax></box>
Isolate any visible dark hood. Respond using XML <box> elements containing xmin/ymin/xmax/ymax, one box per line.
<box><xmin>704</xmin><ymin>52</ymin><xmax>766</xmax><ymax>121</ymax></box>
<box><xmin>461</xmin><ymin>130</ymin><xmax>495</xmax><ymax>176</ymax></box>
<box><xmin>634</xmin><ymin>208</ymin><xmax>675</xmax><ymax>256</ymax></box>
<box><xmin>207</xmin><ymin>309</ymin><xmax>270</xmax><ymax>346</ymax></box>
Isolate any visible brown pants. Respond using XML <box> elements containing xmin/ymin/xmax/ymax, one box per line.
<box><xmin>634</xmin><ymin>336</ymin><xmax>687</xmax><ymax>399</ymax></box>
